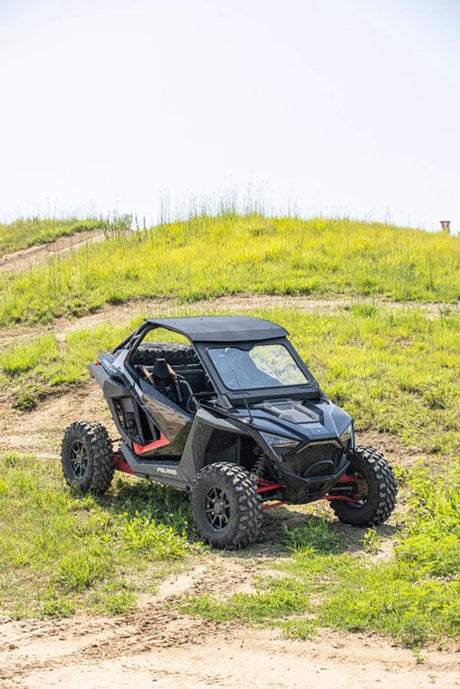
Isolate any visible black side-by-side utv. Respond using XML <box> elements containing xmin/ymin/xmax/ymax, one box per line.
<box><xmin>61</xmin><ymin>315</ymin><xmax>397</xmax><ymax>548</ymax></box>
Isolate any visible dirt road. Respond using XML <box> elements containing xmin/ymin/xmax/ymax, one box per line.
<box><xmin>0</xmin><ymin>228</ymin><xmax>109</xmax><ymax>274</ymax></box>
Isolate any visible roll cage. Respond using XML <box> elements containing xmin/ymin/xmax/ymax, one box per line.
<box><xmin>115</xmin><ymin>316</ymin><xmax>323</xmax><ymax>406</ymax></box>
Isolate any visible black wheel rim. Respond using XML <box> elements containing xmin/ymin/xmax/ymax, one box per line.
<box><xmin>205</xmin><ymin>486</ymin><xmax>231</xmax><ymax>531</ymax></box>
<box><xmin>69</xmin><ymin>439</ymin><xmax>88</xmax><ymax>478</ymax></box>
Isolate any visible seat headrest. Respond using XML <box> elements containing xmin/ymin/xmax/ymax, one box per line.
<box><xmin>153</xmin><ymin>358</ymin><xmax>170</xmax><ymax>379</ymax></box>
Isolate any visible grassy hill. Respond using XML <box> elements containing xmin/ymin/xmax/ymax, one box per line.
<box><xmin>0</xmin><ymin>214</ymin><xmax>458</xmax><ymax>326</ymax></box>
<box><xmin>0</xmin><ymin>213</ymin><xmax>458</xmax><ymax>643</ymax></box>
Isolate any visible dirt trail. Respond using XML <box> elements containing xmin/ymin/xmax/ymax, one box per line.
<box><xmin>0</xmin><ymin>228</ymin><xmax>109</xmax><ymax>274</ymax></box>
<box><xmin>1</xmin><ymin>293</ymin><xmax>457</xmax><ymax>354</ymax></box>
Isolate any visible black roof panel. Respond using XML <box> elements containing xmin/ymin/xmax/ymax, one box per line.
<box><xmin>144</xmin><ymin>316</ymin><xmax>288</xmax><ymax>343</ymax></box>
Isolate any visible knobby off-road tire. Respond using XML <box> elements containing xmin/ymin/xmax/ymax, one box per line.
<box><xmin>132</xmin><ymin>343</ymin><xmax>198</xmax><ymax>367</ymax></box>
<box><xmin>190</xmin><ymin>462</ymin><xmax>262</xmax><ymax>549</ymax></box>
<box><xmin>330</xmin><ymin>445</ymin><xmax>397</xmax><ymax>526</ymax></box>
<box><xmin>61</xmin><ymin>421</ymin><xmax>114</xmax><ymax>495</ymax></box>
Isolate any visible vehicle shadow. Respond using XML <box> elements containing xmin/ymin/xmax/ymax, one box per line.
<box><xmin>95</xmin><ymin>479</ymin><xmax>399</xmax><ymax>560</ymax></box>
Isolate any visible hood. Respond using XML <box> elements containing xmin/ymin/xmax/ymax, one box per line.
<box><xmin>226</xmin><ymin>398</ymin><xmax>352</xmax><ymax>447</ymax></box>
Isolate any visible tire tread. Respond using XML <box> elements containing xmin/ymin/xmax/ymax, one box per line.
<box><xmin>61</xmin><ymin>421</ymin><xmax>114</xmax><ymax>495</ymax></box>
<box><xmin>190</xmin><ymin>462</ymin><xmax>262</xmax><ymax>549</ymax></box>
<box><xmin>330</xmin><ymin>445</ymin><xmax>397</xmax><ymax>526</ymax></box>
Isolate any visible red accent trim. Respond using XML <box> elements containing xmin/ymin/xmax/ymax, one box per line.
<box><xmin>257</xmin><ymin>479</ymin><xmax>282</xmax><ymax>494</ymax></box>
<box><xmin>133</xmin><ymin>432</ymin><xmax>170</xmax><ymax>455</ymax></box>
<box><xmin>338</xmin><ymin>474</ymin><xmax>357</xmax><ymax>483</ymax></box>
<box><xmin>94</xmin><ymin>360</ymin><xmax>101</xmax><ymax>365</ymax></box>
<box><xmin>323</xmin><ymin>474</ymin><xmax>360</xmax><ymax>502</ymax></box>
<box><xmin>113</xmin><ymin>453</ymin><xmax>135</xmax><ymax>475</ymax></box>
<box><xmin>261</xmin><ymin>501</ymin><xmax>287</xmax><ymax>510</ymax></box>
<box><xmin>321</xmin><ymin>495</ymin><xmax>361</xmax><ymax>503</ymax></box>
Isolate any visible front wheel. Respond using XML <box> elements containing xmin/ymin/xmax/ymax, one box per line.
<box><xmin>329</xmin><ymin>445</ymin><xmax>397</xmax><ymax>526</ymax></box>
<box><xmin>190</xmin><ymin>462</ymin><xmax>262</xmax><ymax>549</ymax></box>
<box><xmin>61</xmin><ymin>421</ymin><xmax>114</xmax><ymax>495</ymax></box>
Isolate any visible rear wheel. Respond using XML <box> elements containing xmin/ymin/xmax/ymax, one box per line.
<box><xmin>329</xmin><ymin>445</ymin><xmax>397</xmax><ymax>526</ymax></box>
<box><xmin>190</xmin><ymin>462</ymin><xmax>262</xmax><ymax>549</ymax></box>
<box><xmin>61</xmin><ymin>421</ymin><xmax>114</xmax><ymax>495</ymax></box>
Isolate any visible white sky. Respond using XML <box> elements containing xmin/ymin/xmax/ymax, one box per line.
<box><xmin>0</xmin><ymin>0</ymin><xmax>459</xmax><ymax>232</ymax></box>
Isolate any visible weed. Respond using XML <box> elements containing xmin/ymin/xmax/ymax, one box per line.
<box><xmin>412</xmin><ymin>645</ymin><xmax>427</xmax><ymax>664</ymax></box>
<box><xmin>37</xmin><ymin>589</ymin><xmax>77</xmax><ymax>618</ymax></box>
<box><xmin>361</xmin><ymin>527</ymin><xmax>380</xmax><ymax>553</ymax></box>
<box><xmin>90</xmin><ymin>582</ymin><xmax>136</xmax><ymax>615</ymax></box>
<box><xmin>280</xmin><ymin>518</ymin><xmax>341</xmax><ymax>554</ymax></box>
<box><xmin>56</xmin><ymin>546</ymin><xmax>113</xmax><ymax>592</ymax></box>
<box><xmin>182</xmin><ymin>577</ymin><xmax>310</xmax><ymax>624</ymax></box>
<box><xmin>12</xmin><ymin>384</ymin><xmax>47</xmax><ymax>411</ymax></box>
<box><xmin>120</xmin><ymin>512</ymin><xmax>187</xmax><ymax>559</ymax></box>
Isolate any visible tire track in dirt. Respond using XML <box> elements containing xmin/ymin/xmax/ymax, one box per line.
<box><xmin>1</xmin><ymin>587</ymin><xmax>458</xmax><ymax>689</ymax></box>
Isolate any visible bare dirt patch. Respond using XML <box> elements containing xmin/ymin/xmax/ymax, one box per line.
<box><xmin>1</xmin><ymin>589</ymin><xmax>459</xmax><ymax>689</ymax></box>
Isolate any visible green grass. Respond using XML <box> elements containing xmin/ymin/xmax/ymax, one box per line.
<box><xmin>0</xmin><ymin>453</ymin><xmax>191</xmax><ymax>618</ymax></box>
<box><xmin>1</xmin><ymin>305</ymin><xmax>458</xmax><ymax>453</ymax></box>
<box><xmin>182</xmin><ymin>463</ymin><xmax>460</xmax><ymax>646</ymax></box>
<box><xmin>0</xmin><ymin>214</ymin><xmax>458</xmax><ymax>326</ymax></box>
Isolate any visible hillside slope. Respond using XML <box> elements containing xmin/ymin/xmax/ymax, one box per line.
<box><xmin>0</xmin><ymin>214</ymin><xmax>458</xmax><ymax>327</ymax></box>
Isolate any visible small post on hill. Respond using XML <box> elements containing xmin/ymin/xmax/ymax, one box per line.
<box><xmin>440</xmin><ymin>220</ymin><xmax>451</xmax><ymax>233</ymax></box>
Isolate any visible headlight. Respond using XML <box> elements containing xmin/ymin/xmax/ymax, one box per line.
<box><xmin>339</xmin><ymin>423</ymin><xmax>353</xmax><ymax>445</ymax></box>
<box><xmin>260</xmin><ymin>432</ymin><xmax>299</xmax><ymax>449</ymax></box>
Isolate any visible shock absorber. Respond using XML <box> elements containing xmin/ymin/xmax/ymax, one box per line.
<box><xmin>250</xmin><ymin>454</ymin><xmax>267</xmax><ymax>482</ymax></box>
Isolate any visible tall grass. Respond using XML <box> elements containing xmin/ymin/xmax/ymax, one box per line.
<box><xmin>0</xmin><ymin>215</ymin><xmax>458</xmax><ymax>326</ymax></box>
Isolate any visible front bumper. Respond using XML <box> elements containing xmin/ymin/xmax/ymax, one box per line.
<box><xmin>277</xmin><ymin>453</ymin><xmax>350</xmax><ymax>504</ymax></box>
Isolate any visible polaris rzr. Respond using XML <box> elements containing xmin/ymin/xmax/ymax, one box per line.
<box><xmin>61</xmin><ymin>316</ymin><xmax>397</xmax><ymax>548</ymax></box>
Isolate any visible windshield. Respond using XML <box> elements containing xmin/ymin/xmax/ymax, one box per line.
<box><xmin>207</xmin><ymin>343</ymin><xmax>309</xmax><ymax>391</ymax></box>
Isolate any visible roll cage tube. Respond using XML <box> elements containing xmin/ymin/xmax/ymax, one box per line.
<box><xmin>112</xmin><ymin>322</ymin><xmax>151</xmax><ymax>357</ymax></box>
<box><xmin>117</xmin><ymin>323</ymin><xmax>194</xmax><ymax>365</ymax></box>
